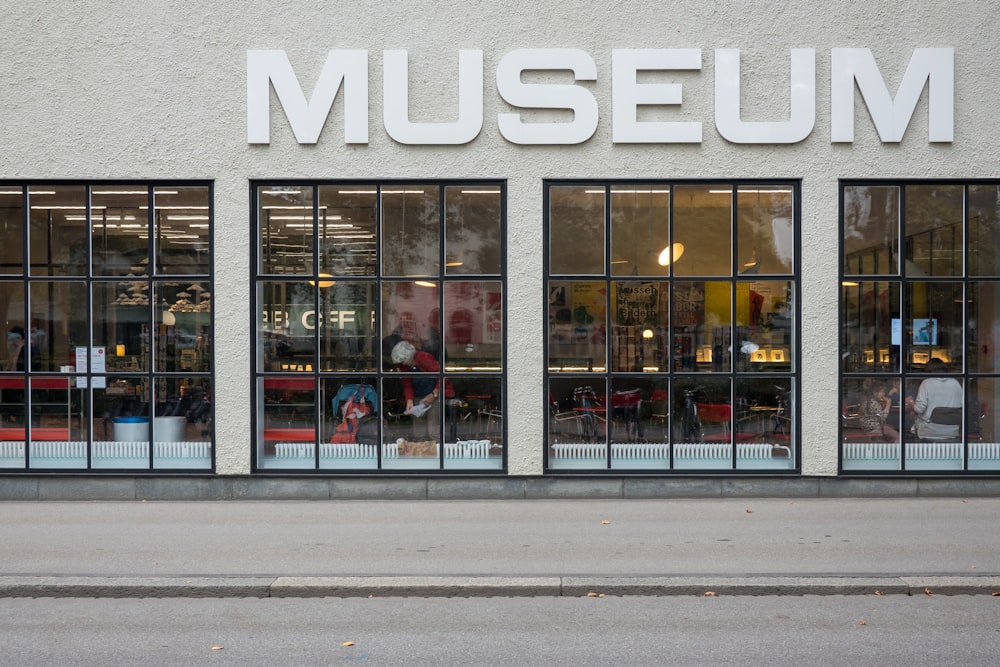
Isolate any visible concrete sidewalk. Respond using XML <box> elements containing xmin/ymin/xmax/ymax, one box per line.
<box><xmin>2</xmin><ymin>498</ymin><xmax>998</xmax><ymax>597</ymax></box>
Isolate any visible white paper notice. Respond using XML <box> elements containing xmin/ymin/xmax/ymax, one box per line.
<box><xmin>75</xmin><ymin>347</ymin><xmax>107</xmax><ymax>388</ymax></box>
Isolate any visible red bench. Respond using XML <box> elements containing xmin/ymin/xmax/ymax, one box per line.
<box><xmin>0</xmin><ymin>427</ymin><xmax>71</xmax><ymax>441</ymax></box>
<box><xmin>263</xmin><ymin>428</ymin><xmax>316</xmax><ymax>442</ymax></box>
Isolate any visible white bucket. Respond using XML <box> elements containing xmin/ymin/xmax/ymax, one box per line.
<box><xmin>114</xmin><ymin>417</ymin><xmax>149</xmax><ymax>442</ymax></box>
<box><xmin>154</xmin><ymin>416</ymin><xmax>186</xmax><ymax>442</ymax></box>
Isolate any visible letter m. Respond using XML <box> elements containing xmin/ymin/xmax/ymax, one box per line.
<box><xmin>247</xmin><ymin>50</ymin><xmax>368</xmax><ymax>144</ymax></box>
<box><xmin>831</xmin><ymin>48</ymin><xmax>953</xmax><ymax>143</ymax></box>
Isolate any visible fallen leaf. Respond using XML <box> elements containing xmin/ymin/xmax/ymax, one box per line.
<box><xmin>924</xmin><ymin>587</ymin><xmax>934</xmax><ymax>596</ymax></box>
<box><xmin>962</xmin><ymin>499</ymin><xmax>969</xmax><ymax>503</ymax></box>
<box><xmin>210</xmin><ymin>646</ymin><xmax>224</xmax><ymax>651</ymax></box>
<box><xmin>598</xmin><ymin>593</ymin><xmax>606</xmax><ymax>598</ymax></box>
<box><xmin>992</xmin><ymin>592</ymin><xmax>999</xmax><ymax>597</ymax></box>
<box><xmin>874</xmin><ymin>590</ymin><xmax>884</xmax><ymax>596</ymax></box>
<box><xmin>601</xmin><ymin>520</ymin><xmax>610</xmax><ymax>525</ymax></box>
<box><xmin>342</xmin><ymin>641</ymin><xmax>355</xmax><ymax>647</ymax></box>
<box><xmin>745</xmin><ymin>508</ymin><xmax>753</xmax><ymax>514</ymax></box>
<box><xmin>587</xmin><ymin>592</ymin><xmax>599</xmax><ymax>597</ymax></box>
<box><xmin>971</xmin><ymin>565</ymin><xmax>977</xmax><ymax>569</ymax></box>
<box><xmin>704</xmin><ymin>591</ymin><xmax>717</xmax><ymax>597</ymax></box>
<box><xmin>858</xmin><ymin>620</ymin><xmax>867</xmax><ymax>626</ymax></box>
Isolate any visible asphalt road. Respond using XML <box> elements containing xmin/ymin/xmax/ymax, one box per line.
<box><xmin>1</xmin><ymin>595</ymin><xmax>998</xmax><ymax>666</ymax></box>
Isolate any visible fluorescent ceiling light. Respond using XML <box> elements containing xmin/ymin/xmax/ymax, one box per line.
<box><xmin>92</xmin><ymin>190</ymin><xmax>148</xmax><ymax>195</ymax></box>
<box><xmin>381</xmin><ymin>190</ymin><xmax>425</xmax><ymax>194</ymax></box>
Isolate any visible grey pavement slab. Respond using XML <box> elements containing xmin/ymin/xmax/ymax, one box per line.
<box><xmin>1</xmin><ymin>498</ymin><xmax>998</xmax><ymax>596</ymax></box>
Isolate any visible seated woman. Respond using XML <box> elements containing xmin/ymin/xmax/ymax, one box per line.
<box><xmin>859</xmin><ymin>378</ymin><xmax>899</xmax><ymax>442</ymax></box>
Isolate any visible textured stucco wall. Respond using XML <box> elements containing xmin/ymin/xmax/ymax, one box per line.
<box><xmin>2</xmin><ymin>1</ymin><xmax>998</xmax><ymax>476</ymax></box>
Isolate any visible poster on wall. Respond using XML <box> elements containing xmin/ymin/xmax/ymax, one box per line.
<box><xmin>614</xmin><ymin>283</ymin><xmax>659</xmax><ymax>326</ymax></box>
<box><xmin>673</xmin><ymin>282</ymin><xmax>705</xmax><ymax>328</ymax></box>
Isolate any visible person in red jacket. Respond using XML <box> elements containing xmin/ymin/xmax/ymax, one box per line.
<box><xmin>390</xmin><ymin>340</ymin><xmax>453</xmax><ymax>440</ymax></box>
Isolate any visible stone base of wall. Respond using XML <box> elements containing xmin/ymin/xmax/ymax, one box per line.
<box><xmin>2</xmin><ymin>475</ymin><xmax>1000</xmax><ymax>500</ymax></box>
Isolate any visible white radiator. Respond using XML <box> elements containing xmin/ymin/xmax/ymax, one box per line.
<box><xmin>274</xmin><ymin>440</ymin><xmax>493</xmax><ymax>460</ymax></box>
<box><xmin>843</xmin><ymin>441</ymin><xmax>1000</xmax><ymax>461</ymax></box>
<box><xmin>552</xmin><ymin>442</ymin><xmax>778</xmax><ymax>461</ymax></box>
<box><xmin>611</xmin><ymin>443</ymin><xmax>670</xmax><ymax>460</ymax></box>
<box><xmin>1</xmin><ymin>441</ymin><xmax>211</xmax><ymax>462</ymax></box>
<box><xmin>971</xmin><ymin>442</ymin><xmax>1000</xmax><ymax>460</ymax></box>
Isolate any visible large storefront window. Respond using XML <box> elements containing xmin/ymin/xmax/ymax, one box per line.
<box><xmin>840</xmin><ymin>182</ymin><xmax>1000</xmax><ymax>472</ymax></box>
<box><xmin>0</xmin><ymin>183</ymin><xmax>213</xmax><ymax>470</ymax></box>
<box><xmin>253</xmin><ymin>182</ymin><xmax>505</xmax><ymax>471</ymax></box>
<box><xmin>545</xmin><ymin>181</ymin><xmax>798</xmax><ymax>471</ymax></box>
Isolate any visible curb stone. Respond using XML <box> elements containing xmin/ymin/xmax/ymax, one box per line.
<box><xmin>0</xmin><ymin>575</ymin><xmax>998</xmax><ymax>598</ymax></box>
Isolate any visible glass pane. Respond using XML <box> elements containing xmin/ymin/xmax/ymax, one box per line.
<box><xmin>154</xmin><ymin>186</ymin><xmax>210</xmax><ymax>275</ymax></box>
<box><xmin>150</xmin><ymin>376</ymin><xmax>211</xmax><ymax>469</ymax></box>
<box><xmin>29</xmin><ymin>185</ymin><xmax>87</xmax><ymax>277</ymax></box>
<box><xmin>2</xmin><ymin>281</ymin><xmax>25</xmax><ymax>372</ymax></box>
<box><xmin>737</xmin><ymin>377</ymin><xmax>795</xmax><ymax>469</ymax></box>
<box><xmin>968</xmin><ymin>185</ymin><xmax>1000</xmax><ymax>277</ymax></box>
<box><xmin>906</xmin><ymin>282</ymin><xmax>962</xmax><ymax>372</ymax></box>
<box><xmin>30</xmin><ymin>281</ymin><xmax>86</xmax><ymax>373</ymax></box>
<box><xmin>550</xmin><ymin>185</ymin><xmax>604</xmax><ymax>275</ymax></box>
<box><xmin>258</xmin><ymin>186</ymin><xmax>314</xmax><ymax>276</ymax></box>
<box><xmin>548</xmin><ymin>280</ymin><xmax>607</xmax><ymax>373</ymax></box>
<box><xmin>257</xmin><ymin>280</ymin><xmax>317</xmax><ymax>372</ymax></box>
<box><xmin>608</xmin><ymin>378</ymin><xmax>669</xmax><ymax>470</ymax></box>
<box><xmin>155</xmin><ymin>281</ymin><xmax>211</xmax><ymax>373</ymax></box>
<box><xmin>609</xmin><ymin>377</ymin><xmax>647</xmax><ymax>444</ymax></box>
<box><xmin>674</xmin><ymin>281</ymin><xmax>730</xmax><ymax>373</ymax></box>
<box><xmin>610</xmin><ymin>281</ymin><xmax>667</xmax><ymax>373</ymax></box>
<box><xmin>317</xmin><ymin>185</ymin><xmax>377</xmax><ymax>278</ymax></box>
<box><xmin>672</xmin><ymin>376</ymin><xmax>732</xmax><ymax>469</ymax></box>
<box><xmin>737</xmin><ymin>185</ymin><xmax>794</xmax><ymax>275</ymax></box>
<box><xmin>736</xmin><ymin>280</ymin><xmax>793</xmax><ymax>372</ymax></box>
<box><xmin>257</xmin><ymin>376</ymin><xmax>318</xmax><ymax>469</ymax></box>
<box><xmin>841</xmin><ymin>376</ymin><xmax>902</xmax><ymax>471</ymax></box>
<box><xmin>444</xmin><ymin>185</ymin><xmax>502</xmax><ymax>275</ymax></box>
<box><xmin>969</xmin><ymin>378</ymin><xmax>999</xmax><ymax>471</ymax></box>
<box><xmin>382</xmin><ymin>365</ymin><xmax>447</xmax><ymax>470</ymax></box>
<box><xmin>91</xmin><ymin>187</ymin><xmax>149</xmax><ymax>278</ymax></box>
<box><xmin>967</xmin><ymin>282</ymin><xmax>1000</xmax><ymax>373</ymax></box>
<box><xmin>610</xmin><ymin>186</ymin><xmax>670</xmax><ymax>277</ymax></box>
<box><xmin>381</xmin><ymin>186</ymin><xmax>440</xmax><ymax>278</ymax></box>
<box><xmin>840</xmin><ymin>280</ymin><xmax>900</xmax><ymax>373</ymax></box>
<box><xmin>673</xmin><ymin>184</ymin><xmax>731</xmax><ymax>277</ymax></box>
<box><xmin>94</xmin><ymin>282</ymin><xmax>148</xmax><ymax>374</ymax></box>
<box><xmin>318</xmin><ymin>281</ymin><xmax>376</xmax><ymax>372</ymax></box>
<box><xmin>547</xmin><ymin>377</ymin><xmax>608</xmax><ymax>469</ymax></box>
<box><xmin>904</xmin><ymin>363</ymin><xmax>964</xmax><ymax>470</ymax></box>
<box><xmin>443</xmin><ymin>376</ymin><xmax>503</xmax><ymax>470</ymax></box>
<box><xmin>0</xmin><ymin>187</ymin><xmax>23</xmax><ymax>275</ymax></box>
<box><xmin>843</xmin><ymin>185</ymin><xmax>899</xmax><ymax>276</ymax></box>
<box><xmin>24</xmin><ymin>376</ymin><xmax>79</xmax><ymax>469</ymax></box>
<box><xmin>382</xmin><ymin>280</ymin><xmax>441</xmax><ymax>365</ymax></box>
<box><xmin>443</xmin><ymin>281</ymin><xmax>502</xmax><ymax>372</ymax></box>
<box><xmin>905</xmin><ymin>185</ymin><xmax>963</xmax><ymax>278</ymax></box>
<box><xmin>320</xmin><ymin>376</ymin><xmax>380</xmax><ymax>470</ymax></box>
